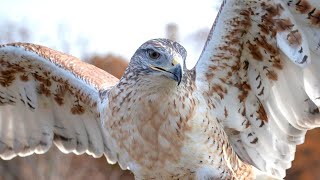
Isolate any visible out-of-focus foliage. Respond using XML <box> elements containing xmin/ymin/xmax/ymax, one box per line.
<box><xmin>166</xmin><ymin>23</ymin><xmax>179</xmax><ymax>42</ymax></box>
<box><xmin>286</xmin><ymin>129</ymin><xmax>320</xmax><ymax>180</ymax></box>
<box><xmin>0</xmin><ymin>20</ymin><xmax>91</xmax><ymax>59</ymax></box>
<box><xmin>0</xmin><ymin>146</ymin><xmax>133</xmax><ymax>180</ymax></box>
<box><xmin>185</xmin><ymin>27</ymin><xmax>210</xmax><ymax>52</ymax></box>
<box><xmin>0</xmin><ymin>21</ymin><xmax>31</xmax><ymax>43</ymax></box>
<box><xmin>86</xmin><ymin>54</ymin><xmax>128</xmax><ymax>79</ymax></box>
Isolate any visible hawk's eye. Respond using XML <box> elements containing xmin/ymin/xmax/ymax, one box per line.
<box><xmin>147</xmin><ymin>49</ymin><xmax>161</xmax><ymax>59</ymax></box>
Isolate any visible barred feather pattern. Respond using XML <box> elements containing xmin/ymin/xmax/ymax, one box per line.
<box><xmin>196</xmin><ymin>0</ymin><xmax>320</xmax><ymax>178</ymax></box>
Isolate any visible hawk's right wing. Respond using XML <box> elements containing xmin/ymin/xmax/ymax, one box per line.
<box><xmin>0</xmin><ymin>43</ymin><xmax>119</xmax><ymax>164</ymax></box>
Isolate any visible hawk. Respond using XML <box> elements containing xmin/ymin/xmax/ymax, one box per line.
<box><xmin>0</xmin><ymin>0</ymin><xmax>319</xmax><ymax>179</ymax></box>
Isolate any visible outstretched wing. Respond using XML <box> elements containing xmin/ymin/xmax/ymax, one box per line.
<box><xmin>0</xmin><ymin>43</ymin><xmax>119</xmax><ymax>161</ymax></box>
<box><xmin>195</xmin><ymin>0</ymin><xmax>320</xmax><ymax>178</ymax></box>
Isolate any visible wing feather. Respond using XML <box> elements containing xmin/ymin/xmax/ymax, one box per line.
<box><xmin>0</xmin><ymin>43</ymin><xmax>119</xmax><ymax>160</ymax></box>
<box><xmin>195</xmin><ymin>0</ymin><xmax>320</xmax><ymax>178</ymax></box>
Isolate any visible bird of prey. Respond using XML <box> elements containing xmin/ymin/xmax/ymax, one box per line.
<box><xmin>0</xmin><ymin>0</ymin><xmax>319</xmax><ymax>179</ymax></box>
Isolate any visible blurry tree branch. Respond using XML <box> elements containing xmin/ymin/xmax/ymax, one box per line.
<box><xmin>166</xmin><ymin>23</ymin><xmax>179</xmax><ymax>42</ymax></box>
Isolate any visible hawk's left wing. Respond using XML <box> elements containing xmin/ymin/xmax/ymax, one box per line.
<box><xmin>194</xmin><ymin>0</ymin><xmax>320</xmax><ymax>178</ymax></box>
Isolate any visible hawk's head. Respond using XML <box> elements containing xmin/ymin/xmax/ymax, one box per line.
<box><xmin>129</xmin><ymin>38</ymin><xmax>187</xmax><ymax>85</ymax></box>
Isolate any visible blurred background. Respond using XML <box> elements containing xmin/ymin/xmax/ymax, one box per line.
<box><xmin>0</xmin><ymin>0</ymin><xmax>319</xmax><ymax>179</ymax></box>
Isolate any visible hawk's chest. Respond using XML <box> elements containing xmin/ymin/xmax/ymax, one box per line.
<box><xmin>106</xmin><ymin>86</ymin><xmax>200</xmax><ymax>175</ymax></box>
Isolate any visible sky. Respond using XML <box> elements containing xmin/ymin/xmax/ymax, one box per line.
<box><xmin>0</xmin><ymin>0</ymin><xmax>221</xmax><ymax>67</ymax></box>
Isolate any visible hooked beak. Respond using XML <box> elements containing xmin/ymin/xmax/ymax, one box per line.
<box><xmin>150</xmin><ymin>60</ymin><xmax>182</xmax><ymax>85</ymax></box>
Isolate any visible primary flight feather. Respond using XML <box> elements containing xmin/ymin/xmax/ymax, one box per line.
<box><xmin>0</xmin><ymin>0</ymin><xmax>319</xmax><ymax>179</ymax></box>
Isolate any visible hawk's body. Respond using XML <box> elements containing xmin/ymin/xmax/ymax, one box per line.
<box><xmin>0</xmin><ymin>0</ymin><xmax>320</xmax><ymax>179</ymax></box>
<box><xmin>105</xmin><ymin>41</ymin><xmax>253</xmax><ymax>179</ymax></box>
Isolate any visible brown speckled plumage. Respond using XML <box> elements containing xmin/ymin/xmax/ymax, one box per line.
<box><xmin>0</xmin><ymin>0</ymin><xmax>320</xmax><ymax>179</ymax></box>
